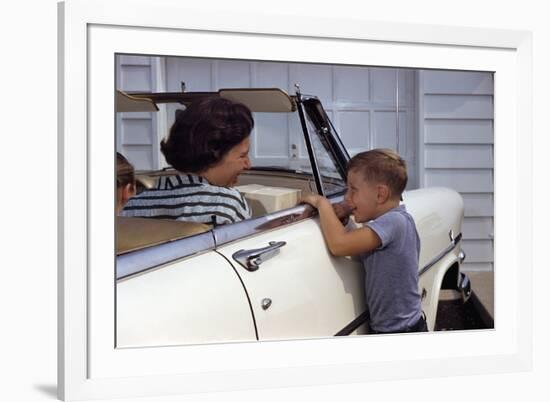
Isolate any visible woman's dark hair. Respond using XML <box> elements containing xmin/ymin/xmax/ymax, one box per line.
<box><xmin>160</xmin><ymin>97</ymin><xmax>254</xmax><ymax>173</ymax></box>
<box><xmin>116</xmin><ymin>152</ymin><xmax>135</xmax><ymax>187</ymax></box>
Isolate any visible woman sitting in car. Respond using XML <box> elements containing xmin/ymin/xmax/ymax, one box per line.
<box><xmin>121</xmin><ymin>97</ymin><xmax>253</xmax><ymax>225</ymax></box>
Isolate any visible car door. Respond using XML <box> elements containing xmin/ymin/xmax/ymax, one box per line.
<box><xmin>215</xmin><ymin>214</ymin><xmax>366</xmax><ymax>341</ymax></box>
<box><xmin>116</xmin><ymin>229</ymin><xmax>257</xmax><ymax>348</ymax></box>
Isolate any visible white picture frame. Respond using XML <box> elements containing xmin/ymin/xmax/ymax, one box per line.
<box><xmin>58</xmin><ymin>0</ymin><xmax>533</xmax><ymax>400</ymax></box>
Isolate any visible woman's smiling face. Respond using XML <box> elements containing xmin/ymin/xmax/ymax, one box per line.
<box><xmin>204</xmin><ymin>136</ymin><xmax>251</xmax><ymax>187</ymax></box>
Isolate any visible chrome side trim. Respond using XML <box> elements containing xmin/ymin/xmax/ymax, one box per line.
<box><xmin>213</xmin><ymin>204</ymin><xmax>314</xmax><ymax>246</ymax></box>
<box><xmin>458</xmin><ymin>249</ymin><xmax>466</xmax><ymax>263</ymax></box>
<box><xmin>213</xmin><ymin>194</ymin><xmax>344</xmax><ymax>247</ymax></box>
<box><xmin>116</xmin><ymin>231</ymin><xmax>215</xmax><ymax>281</ymax></box>
<box><xmin>117</xmin><ymin>195</ymin><xmax>346</xmax><ymax>280</ymax></box>
<box><xmin>418</xmin><ymin>232</ymin><xmax>462</xmax><ymax>277</ymax></box>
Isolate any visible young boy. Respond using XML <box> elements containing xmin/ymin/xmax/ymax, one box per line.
<box><xmin>301</xmin><ymin>149</ymin><xmax>426</xmax><ymax>334</ymax></box>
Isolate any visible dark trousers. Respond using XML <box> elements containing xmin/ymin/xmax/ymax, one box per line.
<box><xmin>367</xmin><ymin>314</ymin><xmax>428</xmax><ymax>335</ymax></box>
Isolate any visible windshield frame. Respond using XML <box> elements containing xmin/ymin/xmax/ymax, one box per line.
<box><xmin>295</xmin><ymin>92</ymin><xmax>350</xmax><ymax>197</ymax></box>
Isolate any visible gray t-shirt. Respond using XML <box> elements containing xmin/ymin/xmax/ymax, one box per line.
<box><xmin>362</xmin><ymin>204</ymin><xmax>422</xmax><ymax>332</ymax></box>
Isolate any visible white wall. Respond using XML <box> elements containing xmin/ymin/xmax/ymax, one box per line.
<box><xmin>116</xmin><ymin>55</ymin><xmax>166</xmax><ymax>170</ymax></box>
<box><xmin>116</xmin><ymin>58</ymin><xmax>495</xmax><ymax>273</ymax></box>
<box><xmin>419</xmin><ymin>71</ymin><xmax>494</xmax><ymax>272</ymax></box>
<box><xmin>117</xmin><ymin>56</ymin><xmax>418</xmax><ymax>188</ymax></box>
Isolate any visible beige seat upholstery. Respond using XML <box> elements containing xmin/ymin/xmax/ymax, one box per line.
<box><xmin>235</xmin><ymin>184</ymin><xmax>302</xmax><ymax>217</ymax></box>
<box><xmin>117</xmin><ymin>217</ymin><xmax>210</xmax><ymax>255</ymax></box>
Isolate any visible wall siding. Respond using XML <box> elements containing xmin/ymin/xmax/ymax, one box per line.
<box><xmin>116</xmin><ymin>55</ymin><xmax>161</xmax><ymax>170</ymax></box>
<box><xmin>424</xmin><ymin>119</ymin><xmax>493</xmax><ymax>144</ymax></box>
<box><xmin>422</xmin><ymin>70</ymin><xmax>493</xmax><ymax>95</ymax></box>
<box><xmin>424</xmin><ymin>95</ymin><xmax>493</xmax><ymax>119</ymax></box>
<box><xmin>162</xmin><ymin>57</ymin><xmax>418</xmax><ymax>188</ymax></box>
<box><xmin>116</xmin><ymin>58</ymin><xmax>493</xmax><ymax>272</ymax></box>
<box><xmin>420</xmin><ymin>71</ymin><xmax>494</xmax><ymax>273</ymax></box>
<box><xmin>116</xmin><ymin>56</ymin><xmax>417</xmax><ymax>186</ymax></box>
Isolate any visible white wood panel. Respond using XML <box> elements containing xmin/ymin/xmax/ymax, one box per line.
<box><xmin>119</xmin><ymin>65</ymin><xmax>153</xmax><ymax>92</ymax></box>
<box><xmin>398</xmin><ymin>69</ymin><xmax>416</xmax><ymax>106</ymax></box>
<box><xmin>288</xmin><ymin>107</ymin><xmax>336</xmax><ymax>163</ymax></box>
<box><xmin>217</xmin><ymin>60</ymin><xmax>251</xmax><ymax>88</ymax></box>
<box><xmin>121</xmin><ymin>119</ymin><xmax>153</xmax><ymax>145</ymax></box>
<box><xmin>424</xmin><ymin>95</ymin><xmax>493</xmax><ymax>119</ymax></box>
<box><xmin>160</xmin><ymin>57</ymin><xmax>417</xmax><ymax>184</ymax></box>
<box><xmin>253</xmin><ymin>113</ymin><xmax>289</xmax><ymax>158</ymax></box>
<box><xmin>116</xmin><ymin>55</ymin><xmax>159</xmax><ymax>170</ymax></box>
<box><xmin>419</xmin><ymin>69</ymin><xmax>494</xmax><ymax>278</ymax></box>
<box><xmin>462</xmin><ymin>193</ymin><xmax>494</xmax><ymax>217</ymax></box>
<box><xmin>424</xmin><ymin>119</ymin><xmax>493</xmax><ymax>144</ymax></box>
<box><xmin>123</xmin><ymin>145</ymin><xmax>155</xmax><ymax>170</ymax></box>
<box><xmin>461</xmin><ymin>239</ymin><xmax>494</xmax><ymax>263</ymax></box>
<box><xmin>119</xmin><ymin>111</ymin><xmax>155</xmax><ymax>120</ymax></box>
<box><xmin>333</xmin><ymin>66</ymin><xmax>369</xmax><ymax>103</ymax></box>
<box><xmin>461</xmin><ymin>263</ymin><xmax>493</xmax><ymax>272</ymax></box>
<box><xmin>424</xmin><ymin>169</ymin><xmax>493</xmax><ymax>193</ymax></box>
<box><xmin>423</xmin><ymin>71</ymin><xmax>493</xmax><ymax>95</ymax></box>
<box><xmin>307</xmin><ymin>109</ymin><xmax>336</xmax><ymax>163</ymax></box>
<box><xmin>118</xmin><ymin>55</ymin><xmax>152</xmax><ymax>65</ymax></box>
<box><xmin>373</xmin><ymin>110</ymin><xmax>398</xmax><ymax>150</ymax></box>
<box><xmin>288</xmin><ymin>109</ymin><xmax>309</xmax><ymax>160</ymax></box>
<box><xmin>370</xmin><ymin>67</ymin><xmax>396</xmax><ymax>103</ymax></box>
<box><xmin>254</xmin><ymin>62</ymin><xmax>289</xmax><ymax>91</ymax></box>
<box><xmin>289</xmin><ymin>63</ymin><xmax>332</xmax><ymax>102</ymax></box>
<box><xmin>424</xmin><ymin>144</ymin><xmax>493</xmax><ymax>168</ymax></box>
<box><xmin>371</xmin><ymin>110</ymin><xmax>411</xmax><ymax>156</ymax></box>
<box><xmin>338</xmin><ymin>111</ymin><xmax>370</xmax><ymax>152</ymax></box>
<box><xmin>164</xmin><ymin>103</ymin><xmax>181</xmax><ymax>138</ymax></box>
<box><xmin>462</xmin><ymin>217</ymin><xmax>494</xmax><ymax>240</ymax></box>
<box><xmin>123</xmin><ymin>56</ymin><xmax>418</xmax><ymax>181</ymax></box>
<box><xmin>166</xmin><ymin>58</ymin><xmax>213</xmax><ymax>91</ymax></box>
<box><xmin>399</xmin><ymin>109</ymin><xmax>417</xmax><ymax>190</ymax></box>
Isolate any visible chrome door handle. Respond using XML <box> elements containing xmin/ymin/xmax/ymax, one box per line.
<box><xmin>232</xmin><ymin>241</ymin><xmax>287</xmax><ymax>272</ymax></box>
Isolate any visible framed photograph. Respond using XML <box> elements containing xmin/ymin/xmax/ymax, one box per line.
<box><xmin>58</xmin><ymin>0</ymin><xmax>532</xmax><ymax>400</ymax></box>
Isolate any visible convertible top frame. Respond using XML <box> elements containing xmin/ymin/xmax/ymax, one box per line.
<box><xmin>116</xmin><ymin>86</ymin><xmax>349</xmax><ymax>196</ymax></box>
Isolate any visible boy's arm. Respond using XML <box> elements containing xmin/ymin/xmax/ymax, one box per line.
<box><xmin>331</xmin><ymin>200</ymin><xmax>352</xmax><ymax>225</ymax></box>
<box><xmin>301</xmin><ymin>195</ymin><xmax>381</xmax><ymax>257</ymax></box>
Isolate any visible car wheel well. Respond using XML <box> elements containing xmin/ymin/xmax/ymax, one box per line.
<box><xmin>440</xmin><ymin>262</ymin><xmax>460</xmax><ymax>290</ymax></box>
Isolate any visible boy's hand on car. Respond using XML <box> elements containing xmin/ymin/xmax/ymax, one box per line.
<box><xmin>300</xmin><ymin>193</ymin><xmax>323</xmax><ymax>208</ymax></box>
<box><xmin>299</xmin><ymin>195</ymin><xmax>352</xmax><ymax>225</ymax></box>
<box><xmin>332</xmin><ymin>201</ymin><xmax>353</xmax><ymax>225</ymax></box>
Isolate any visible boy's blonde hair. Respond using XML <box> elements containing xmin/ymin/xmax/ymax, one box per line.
<box><xmin>347</xmin><ymin>148</ymin><xmax>407</xmax><ymax>199</ymax></box>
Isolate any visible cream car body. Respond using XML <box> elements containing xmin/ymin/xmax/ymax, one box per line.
<box><xmin>116</xmin><ymin>88</ymin><xmax>469</xmax><ymax>347</ymax></box>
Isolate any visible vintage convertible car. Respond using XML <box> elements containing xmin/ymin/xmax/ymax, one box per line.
<box><xmin>115</xmin><ymin>87</ymin><xmax>470</xmax><ymax>347</ymax></box>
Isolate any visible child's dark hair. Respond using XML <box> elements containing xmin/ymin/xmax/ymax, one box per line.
<box><xmin>116</xmin><ymin>152</ymin><xmax>135</xmax><ymax>188</ymax></box>
<box><xmin>160</xmin><ymin>97</ymin><xmax>253</xmax><ymax>173</ymax></box>
<box><xmin>347</xmin><ymin>148</ymin><xmax>407</xmax><ymax>199</ymax></box>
